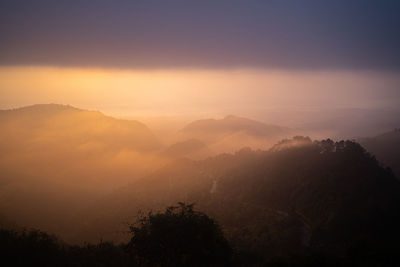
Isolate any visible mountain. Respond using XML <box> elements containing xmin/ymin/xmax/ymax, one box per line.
<box><xmin>182</xmin><ymin>115</ymin><xmax>288</xmax><ymax>137</ymax></box>
<box><xmin>359</xmin><ymin>129</ymin><xmax>400</xmax><ymax>178</ymax></box>
<box><xmin>0</xmin><ymin>104</ymin><xmax>161</xmax><ymax>152</ymax></box>
<box><xmin>0</xmin><ymin>104</ymin><xmax>164</xmax><ymax>190</ymax></box>
<box><xmin>0</xmin><ymin>104</ymin><xmax>166</xmax><ymax>237</ymax></box>
<box><xmin>178</xmin><ymin>115</ymin><xmax>291</xmax><ymax>152</ymax></box>
<box><xmin>161</xmin><ymin>139</ymin><xmax>213</xmax><ymax>160</ymax></box>
<box><xmin>2</xmin><ymin>105</ymin><xmax>400</xmax><ymax>262</ymax></box>
<box><xmin>296</xmin><ymin>108</ymin><xmax>400</xmax><ymax>139</ymax></box>
<box><xmin>75</xmin><ymin>137</ymin><xmax>400</xmax><ymax>260</ymax></box>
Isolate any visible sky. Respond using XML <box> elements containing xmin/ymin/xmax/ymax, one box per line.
<box><xmin>0</xmin><ymin>0</ymin><xmax>399</xmax><ymax>119</ymax></box>
<box><xmin>1</xmin><ymin>0</ymin><xmax>400</xmax><ymax>70</ymax></box>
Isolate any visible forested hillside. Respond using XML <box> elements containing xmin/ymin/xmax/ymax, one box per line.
<box><xmin>74</xmin><ymin>137</ymin><xmax>400</xmax><ymax>264</ymax></box>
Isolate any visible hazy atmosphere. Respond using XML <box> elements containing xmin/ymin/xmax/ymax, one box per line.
<box><xmin>1</xmin><ymin>1</ymin><xmax>400</xmax><ymax>266</ymax></box>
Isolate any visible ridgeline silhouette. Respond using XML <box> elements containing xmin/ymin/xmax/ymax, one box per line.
<box><xmin>1</xmin><ymin>105</ymin><xmax>400</xmax><ymax>266</ymax></box>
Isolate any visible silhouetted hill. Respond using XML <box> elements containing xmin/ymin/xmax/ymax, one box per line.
<box><xmin>77</xmin><ymin>137</ymin><xmax>400</xmax><ymax>260</ymax></box>
<box><xmin>178</xmin><ymin>115</ymin><xmax>291</xmax><ymax>152</ymax></box>
<box><xmin>0</xmin><ymin>104</ymin><xmax>161</xmax><ymax>152</ymax></box>
<box><xmin>359</xmin><ymin>129</ymin><xmax>400</xmax><ymax>178</ymax></box>
<box><xmin>0</xmin><ymin>104</ymin><xmax>166</xmax><ymax>239</ymax></box>
<box><xmin>162</xmin><ymin>139</ymin><xmax>213</xmax><ymax>160</ymax></box>
<box><xmin>296</xmin><ymin>108</ymin><xmax>400</xmax><ymax>139</ymax></box>
<box><xmin>182</xmin><ymin>115</ymin><xmax>288</xmax><ymax>137</ymax></box>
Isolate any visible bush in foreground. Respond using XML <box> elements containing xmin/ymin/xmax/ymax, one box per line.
<box><xmin>127</xmin><ymin>202</ymin><xmax>232</xmax><ymax>266</ymax></box>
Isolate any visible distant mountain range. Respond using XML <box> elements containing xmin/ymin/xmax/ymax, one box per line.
<box><xmin>182</xmin><ymin>115</ymin><xmax>289</xmax><ymax>137</ymax></box>
<box><xmin>177</xmin><ymin>115</ymin><xmax>292</xmax><ymax>153</ymax></box>
<box><xmin>1</xmin><ymin>104</ymin><xmax>399</xmax><ymax>249</ymax></box>
<box><xmin>0</xmin><ymin>104</ymin><xmax>161</xmax><ymax>152</ymax></box>
<box><xmin>295</xmin><ymin>108</ymin><xmax>400</xmax><ymax>139</ymax></box>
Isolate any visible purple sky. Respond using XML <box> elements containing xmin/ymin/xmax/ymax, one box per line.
<box><xmin>1</xmin><ymin>0</ymin><xmax>399</xmax><ymax>70</ymax></box>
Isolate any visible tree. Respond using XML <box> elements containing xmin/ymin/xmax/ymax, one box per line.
<box><xmin>126</xmin><ymin>202</ymin><xmax>232</xmax><ymax>266</ymax></box>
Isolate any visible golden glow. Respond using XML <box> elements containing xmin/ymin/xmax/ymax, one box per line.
<box><xmin>1</xmin><ymin>66</ymin><xmax>399</xmax><ymax>243</ymax></box>
<box><xmin>1</xmin><ymin>66</ymin><xmax>399</xmax><ymax>117</ymax></box>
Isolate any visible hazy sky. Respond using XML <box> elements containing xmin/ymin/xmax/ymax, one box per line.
<box><xmin>0</xmin><ymin>1</ymin><xmax>399</xmax><ymax>118</ymax></box>
<box><xmin>1</xmin><ymin>67</ymin><xmax>399</xmax><ymax>116</ymax></box>
<box><xmin>1</xmin><ymin>0</ymin><xmax>399</xmax><ymax>70</ymax></box>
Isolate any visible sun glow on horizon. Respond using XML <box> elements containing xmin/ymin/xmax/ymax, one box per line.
<box><xmin>0</xmin><ymin>66</ymin><xmax>399</xmax><ymax>118</ymax></box>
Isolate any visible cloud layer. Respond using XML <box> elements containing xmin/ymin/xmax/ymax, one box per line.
<box><xmin>1</xmin><ymin>0</ymin><xmax>399</xmax><ymax>70</ymax></box>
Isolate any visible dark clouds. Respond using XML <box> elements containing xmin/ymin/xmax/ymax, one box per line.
<box><xmin>1</xmin><ymin>0</ymin><xmax>399</xmax><ymax>70</ymax></box>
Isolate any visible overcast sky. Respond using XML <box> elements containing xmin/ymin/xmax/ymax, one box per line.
<box><xmin>1</xmin><ymin>0</ymin><xmax>399</xmax><ymax>70</ymax></box>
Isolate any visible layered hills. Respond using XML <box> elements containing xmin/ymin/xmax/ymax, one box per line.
<box><xmin>74</xmin><ymin>137</ymin><xmax>400</xmax><ymax>260</ymax></box>
<box><xmin>1</xmin><ymin>104</ymin><xmax>399</xmax><ymax>260</ymax></box>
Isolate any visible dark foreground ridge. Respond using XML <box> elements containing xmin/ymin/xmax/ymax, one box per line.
<box><xmin>2</xmin><ymin>202</ymin><xmax>400</xmax><ymax>266</ymax></box>
<box><xmin>1</xmin><ymin>203</ymin><xmax>232</xmax><ymax>267</ymax></box>
<box><xmin>2</xmin><ymin>138</ymin><xmax>400</xmax><ymax>266</ymax></box>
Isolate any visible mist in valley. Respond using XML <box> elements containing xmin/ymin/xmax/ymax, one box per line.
<box><xmin>1</xmin><ymin>1</ymin><xmax>400</xmax><ymax>266</ymax></box>
<box><xmin>1</xmin><ymin>103</ymin><xmax>399</xmax><ymax>244</ymax></box>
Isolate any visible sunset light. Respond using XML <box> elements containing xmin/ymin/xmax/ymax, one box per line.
<box><xmin>1</xmin><ymin>1</ymin><xmax>400</xmax><ymax>266</ymax></box>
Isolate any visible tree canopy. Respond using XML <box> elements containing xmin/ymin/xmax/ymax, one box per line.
<box><xmin>127</xmin><ymin>202</ymin><xmax>232</xmax><ymax>267</ymax></box>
